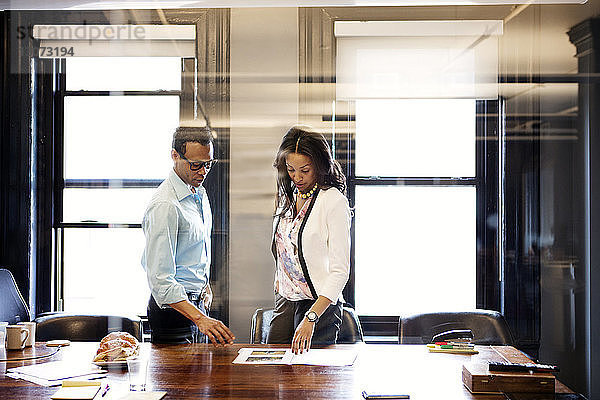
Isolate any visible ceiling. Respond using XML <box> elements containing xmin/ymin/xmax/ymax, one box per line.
<box><xmin>2</xmin><ymin>0</ymin><xmax>596</xmax><ymax>128</ymax></box>
<box><xmin>0</xmin><ymin>0</ymin><xmax>587</xmax><ymax>11</ymax></box>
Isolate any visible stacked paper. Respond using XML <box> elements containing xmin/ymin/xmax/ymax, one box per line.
<box><xmin>6</xmin><ymin>361</ymin><xmax>107</xmax><ymax>386</ymax></box>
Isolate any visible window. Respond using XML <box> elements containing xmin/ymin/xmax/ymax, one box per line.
<box><xmin>333</xmin><ymin>20</ymin><xmax>501</xmax><ymax>321</ymax></box>
<box><xmin>59</xmin><ymin>57</ymin><xmax>182</xmax><ymax>315</ymax></box>
<box><xmin>352</xmin><ymin>99</ymin><xmax>477</xmax><ymax>315</ymax></box>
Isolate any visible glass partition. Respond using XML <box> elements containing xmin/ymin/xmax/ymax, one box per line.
<box><xmin>9</xmin><ymin>3</ymin><xmax>597</xmax><ymax>397</ymax></box>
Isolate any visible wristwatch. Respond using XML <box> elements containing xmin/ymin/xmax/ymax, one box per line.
<box><xmin>305</xmin><ymin>310</ymin><xmax>319</xmax><ymax>323</ymax></box>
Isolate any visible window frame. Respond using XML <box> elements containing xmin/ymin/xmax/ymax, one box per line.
<box><xmin>3</xmin><ymin>9</ymin><xmax>232</xmax><ymax>322</ymax></box>
<box><xmin>298</xmin><ymin>7</ymin><xmax>502</xmax><ymax>337</ymax></box>
<box><xmin>333</xmin><ymin>100</ymin><xmax>500</xmax><ymax>336</ymax></box>
<box><xmin>41</xmin><ymin>14</ymin><xmax>232</xmax><ymax>325</ymax></box>
<box><xmin>53</xmin><ymin>57</ymin><xmax>186</xmax><ymax>314</ymax></box>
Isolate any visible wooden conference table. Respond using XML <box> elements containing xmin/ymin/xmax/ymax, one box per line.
<box><xmin>0</xmin><ymin>342</ymin><xmax>573</xmax><ymax>399</ymax></box>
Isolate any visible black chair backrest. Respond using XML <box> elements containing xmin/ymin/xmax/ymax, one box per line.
<box><xmin>338</xmin><ymin>306</ymin><xmax>364</xmax><ymax>344</ymax></box>
<box><xmin>250</xmin><ymin>308</ymin><xmax>274</xmax><ymax>345</ymax></box>
<box><xmin>35</xmin><ymin>313</ymin><xmax>143</xmax><ymax>342</ymax></box>
<box><xmin>0</xmin><ymin>268</ymin><xmax>31</xmax><ymax>324</ymax></box>
<box><xmin>399</xmin><ymin>310</ymin><xmax>514</xmax><ymax>345</ymax></box>
<box><xmin>250</xmin><ymin>306</ymin><xmax>364</xmax><ymax>344</ymax></box>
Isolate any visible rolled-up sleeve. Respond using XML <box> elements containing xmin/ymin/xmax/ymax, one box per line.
<box><xmin>321</xmin><ymin>194</ymin><xmax>351</xmax><ymax>302</ymax></box>
<box><xmin>142</xmin><ymin>201</ymin><xmax>188</xmax><ymax>308</ymax></box>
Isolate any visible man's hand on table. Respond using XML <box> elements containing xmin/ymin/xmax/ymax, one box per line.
<box><xmin>168</xmin><ymin>299</ymin><xmax>235</xmax><ymax>345</ymax></box>
<box><xmin>195</xmin><ymin>314</ymin><xmax>235</xmax><ymax>346</ymax></box>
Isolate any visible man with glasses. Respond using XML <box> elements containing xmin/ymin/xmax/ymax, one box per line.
<box><xmin>141</xmin><ymin>126</ymin><xmax>235</xmax><ymax>345</ymax></box>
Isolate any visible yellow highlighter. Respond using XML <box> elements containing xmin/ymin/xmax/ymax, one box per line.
<box><xmin>61</xmin><ymin>380</ymin><xmax>102</xmax><ymax>387</ymax></box>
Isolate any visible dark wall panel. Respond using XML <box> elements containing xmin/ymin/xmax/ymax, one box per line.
<box><xmin>0</xmin><ymin>11</ymin><xmax>34</xmax><ymax>309</ymax></box>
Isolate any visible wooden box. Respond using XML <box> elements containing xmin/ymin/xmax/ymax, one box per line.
<box><xmin>462</xmin><ymin>363</ymin><xmax>555</xmax><ymax>394</ymax></box>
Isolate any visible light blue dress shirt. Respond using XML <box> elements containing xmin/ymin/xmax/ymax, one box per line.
<box><xmin>141</xmin><ymin>169</ymin><xmax>212</xmax><ymax>308</ymax></box>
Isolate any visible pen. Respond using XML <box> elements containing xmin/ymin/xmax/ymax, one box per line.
<box><xmin>362</xmin><ymin>391</ymin><xmax>410</xmax><ymax>399</ymax></box>
<box><xmin>435</xmin><ymin>342</ymin><xmax>474</xmax><ymax>347</ymax></box>
<box><xmin>101</xmin><ymin>384</ymin><xmax>110</xmax><ymax>397</ymax></box>
<box><xmin>432</xmin><ymin>343</ymin><xmax>474</xmax><ymax>349</ymax></box>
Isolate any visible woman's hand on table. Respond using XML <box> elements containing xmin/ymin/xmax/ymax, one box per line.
<box><xmin>291</xmin><ymin>296</ymin><xmax>332</xmax><ymax>354</ymax></box>
<box><xmin>292</xmin><ymin>318</ymin><xmax>315</xmax><ymax>354</ymax></box>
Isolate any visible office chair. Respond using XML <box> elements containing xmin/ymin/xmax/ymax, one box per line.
<box><xmin>338</xmin><ymin>306</ymin><xmax>364</xmax><ymax>343</ymax></box>
<box><xmin>250</xmin><ymin>306</ymin><xmax>364</xmax><ymax>344</ymax></box>
<box><xmin>35</xmin><ymin>313</ymin><xmax>143</xmax><ymax>342</ymax></box>
<box><xmin>398</xmin><ymin>310</ymin><xmax>514</xmax><ymax>345</ymax></box>
<box><xmin>250</xmin><ymin>308</ymin><xmax>273</xmax><ymax>345</ymax></box>
<box><xmin>0</xmin><ymin>268</ymin><xmax>31</xmax><ymax>324</ymax></box>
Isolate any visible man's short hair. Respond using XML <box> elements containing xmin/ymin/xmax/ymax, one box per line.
<box><xmin>172</xmin><ymin>126</ymin><xmax>214</xmax><ymax>155</ymax></box>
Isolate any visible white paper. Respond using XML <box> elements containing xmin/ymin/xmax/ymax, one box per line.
<box><xmin>117</xmin><ymin>391</ymin><xmax>167</xmax><ymax>400</ymax></box>
<box><xmin>8</xmin><ymin>361</ymin><xmax>104</xmax><ymax>381</ymax></box>
<box><xmin>50</xmin><ymin>385</ymin><xmax>101</xmax><ymax>400</ymax></box>
<box><xmin>232</xmin><ymin>348</ymin><xmax>357</xmax><ymax>366</ymax></box>
<box><xmin>7</xmin><ymin>361</ymin><xmax>107</xmax><ymax>387</ymax></box>
<box><xmin>289</xmin><ymin>349</ymin><xmax>358</xmax><ymax>366</ymax></box>
<box><xmin>6</xmin><ymin>371</ymin><xmax>107</xmax><ymax>387</ymax></box>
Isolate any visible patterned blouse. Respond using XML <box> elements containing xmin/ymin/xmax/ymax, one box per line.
<box><xmin>274</xmin><ymin>198</ymin><xmax>314</xmax><ymax>301</ymax></box>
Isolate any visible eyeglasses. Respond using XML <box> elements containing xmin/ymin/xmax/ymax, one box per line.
<box><xmin>177</xmin><ymin>151</ymin><xmax>218</xmax><ymax>171</ymax></box>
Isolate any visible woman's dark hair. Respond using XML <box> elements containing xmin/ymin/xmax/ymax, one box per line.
<box><xmin>273</xmin><ymin>125</ymin><xmax>346</xmax><ymax>216</ymax></box>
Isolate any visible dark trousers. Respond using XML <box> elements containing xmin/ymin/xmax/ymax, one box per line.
<box><xmin>147</xmin><ymin>293</ymin><xmax>208</xmax><ymax>344</ymax></box>
<box><xmin>266</xmin><ymin>293</ymin><xmax>343</xmax><ymax>345</ymax></box>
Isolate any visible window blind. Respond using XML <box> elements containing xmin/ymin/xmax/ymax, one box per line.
<box><xmin>33</xmin><ymin>24</ymin><xmax>196</xmax><ymax>57</ymax></box>
<box><xmin>335</xmin><ymin>20</ymin><xmax>503</xmax><ymax>100</ymax></box>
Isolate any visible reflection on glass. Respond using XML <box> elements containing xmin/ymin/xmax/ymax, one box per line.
<box><xmin>355</xmin><ymin>185</ymin><xmax>476</xmax><ymax>315</ymax></box>
<box><xmin>63</xmin><ymin>228</ymin><xmax>148</xmax><ymax>315</ymax></box>
<box><xmin>63</xmin><ymin>188</ymin><xmax>156</xmax><ymax>224</ymax></box>
<box><xmin>355</xmin><ymin>99</ymin><xmax>475</xmax><ymax>177</ymax></box>
<box><xmin>64</xmin><ymin>95</ymin><xmax>179</xmax><ymax>179</ymax></box>
<box><xmin>66</xmin><ymin>57</ymin><xmax>181</xmax><ymax>91</ymax></box>
<box><xmin>336</xmin><ymin>28</ymin><xmax>499</xmax><ymax>100</ymax></box>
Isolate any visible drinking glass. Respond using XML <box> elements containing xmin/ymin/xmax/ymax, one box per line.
<box><xmin>127</xmin><ymin>358</ymin><xmax>148</xmax><ymax>391</ymax></box>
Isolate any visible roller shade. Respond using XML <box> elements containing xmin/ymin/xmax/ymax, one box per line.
<box><xmin>33</xmin><ymin>25</ymin><xmax>196</xmax><ymax>57</ymax></box>
<box><xmin>335</xmin><ymin>20</ymin><xmax>503</xmax><ymax>100</ymax></box>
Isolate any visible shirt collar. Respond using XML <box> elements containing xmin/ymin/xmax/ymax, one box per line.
<box><xmin>169</xmin><ymin>169</ymin><xmax>204</xmax><ymax>202</ymax></box>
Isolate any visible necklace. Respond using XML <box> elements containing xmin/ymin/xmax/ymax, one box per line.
<box><xmin>298</xmin><ymin>183</ymin><xmax>318</xmax><ymax>199</ymax></box>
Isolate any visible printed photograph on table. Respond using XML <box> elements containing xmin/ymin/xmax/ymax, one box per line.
<box><xmin>250</xmin><ymin>350</ymin><xmax>286</xmax><ymax>356</ymax></box>
<box><xmin>246</xmin><ymin>356</ymin><xmax>285</xmax><ymax>363</ymax></box>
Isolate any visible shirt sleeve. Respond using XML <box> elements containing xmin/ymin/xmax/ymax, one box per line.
<box><xmin>321</xmin><ymin>193</ymin><xmax>351</xmax><ymax>302</ymax></box>
<box><xmin>142</xmin><ymin>201</ymin><xmax>188</xmax><ymax>308</ymax></box>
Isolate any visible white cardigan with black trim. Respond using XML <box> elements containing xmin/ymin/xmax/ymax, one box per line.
<box><xmin>271</xmin><ymin>187</ymin><xmax>351</xmax><ymax>303</ymax></box>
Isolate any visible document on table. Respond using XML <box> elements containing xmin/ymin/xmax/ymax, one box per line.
<box><xmin>232</xmin><ymin>348</ymin><xmax>358</xmax><ymax>366</ymax></box>
<box><xmin>6</xmin><ymin>361</ymin><xmax>107</xmax><ymax>386</ymax></box>
<box><xmin>50</xmin><ymin>381</ymin><xmax>102</xmax><ymax>400</ymax></box>
<box><xmin>117</xmin><ymin>392</ymin><xmax>167</xmax><ymax>400</ymax></box>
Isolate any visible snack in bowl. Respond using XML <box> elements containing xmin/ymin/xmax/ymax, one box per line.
<box><xmin>93</xmin><ymin>331</ymin><xmax>140</xmax><ymax>362</ymax></box>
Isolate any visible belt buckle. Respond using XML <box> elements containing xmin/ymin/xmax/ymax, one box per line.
<box><xmin>187</xmin><ymin>292</ymin><xmax>201</xmax><ymax>302</ymax></box>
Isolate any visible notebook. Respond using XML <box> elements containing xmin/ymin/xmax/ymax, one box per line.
<box><xmin>50</xmin><ymin>382</ymin><xmax>101</xmax><ymax>400</ymax></box>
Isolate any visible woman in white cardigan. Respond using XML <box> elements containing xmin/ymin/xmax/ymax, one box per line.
<box><xmin>267</xmin><ymin>126</ymin><xmax>351</xmax><ymax>354</ymax></box>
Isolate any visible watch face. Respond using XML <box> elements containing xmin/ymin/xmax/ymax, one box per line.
<box><xmin>306</xmin><ymin>311</ymin><xmax>318</xmax><ymax>322</ymax></box>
